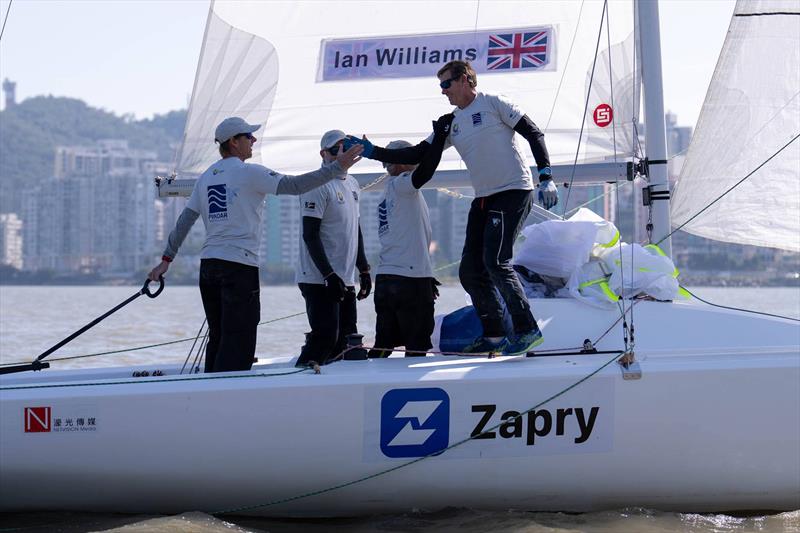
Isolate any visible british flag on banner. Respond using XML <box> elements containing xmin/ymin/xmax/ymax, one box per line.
<box><xmin>487</xmin><ymin>31</ymin><xmax>550</xmax><ymax>70</ymax></box>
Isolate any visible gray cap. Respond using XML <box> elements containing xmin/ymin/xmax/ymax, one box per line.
<box><xmin>215</xmin><ymin>117</ymin><xmax>261</xmax><ymax>144</ymax></box>
<box><xmin>384</xmin><ymin>140</ymin><xmax>413</xmax><ymax>168</ymax></box>
<box><xmin>320</xmin><ymin>129</ymin><xmax>347</xmax><ymax>150</ymax></box>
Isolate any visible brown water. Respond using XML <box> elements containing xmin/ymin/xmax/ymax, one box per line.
<box><xmin>1</xmin><ymin>285</ymin><xmax>798</xmax><ymax>532</ymax></box>
<box><xmin>2</xmin><ymin>509</ymin><xmax>799</xmax><ymax>532</ymax></box>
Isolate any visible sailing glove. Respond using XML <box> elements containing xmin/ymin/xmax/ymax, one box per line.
<box><xmin>324</xmin><ymin>272</ymin><xmax>346</xmax><ymax>302</ymax></box>
<box><xmin>357</xmin><ymin>270</ymin><xmax>372</xmax><ymax>300</ymax></box>
<box><xmin>432</xmin><ymin>113</ymin><xmax>454</xmax><ymax>137</ymax></box>
<box><xmin>431</xmin><ymin>278</ymin><xmax>442</xmax><ymax>300</ymax></box>
<box><xmin>343</xmin><ymin>136</ymin><xmax>374</xmax><ymax>158</ymax></box>
<box><xmin>537</xmin><ymin>169</ymin><xmax>558</xmax><ymax>210</ymax></box>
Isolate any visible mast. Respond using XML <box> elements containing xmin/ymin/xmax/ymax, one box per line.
<box><xmin>637</xmin><ymin>0</ymin><xmax>672</xmax><ymax>257</ymax></box>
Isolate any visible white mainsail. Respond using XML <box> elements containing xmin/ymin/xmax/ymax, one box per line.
<box><xmin>671</xmin><ymin>0</ymin><xmax>800</xmax><ymax>252</ymax></box>
<box><xmin>176</xmin><ymin>0</ymin><xmax>640</xmax><ymax>177</ymax></box>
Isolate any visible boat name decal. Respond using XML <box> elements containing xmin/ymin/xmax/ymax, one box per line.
<box><xmin>470</xmin><ymin>404</ymin><xmax>599</xmax><ymax>445</ymax></box>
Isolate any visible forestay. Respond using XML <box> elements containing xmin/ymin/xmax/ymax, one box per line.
<box><xmin>672</xmin><ymin>0</ymin><xmax>800</xmax><ymax>252</ymax></box>
<box><xmin>176</xmin><ymin>0</ymin><xmax>640</xmax><ymax>177</ymax></box>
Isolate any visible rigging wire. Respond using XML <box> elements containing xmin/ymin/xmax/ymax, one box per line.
<box><xmin>678</xmin><ymin>286</ymin><xmax>800</xmax><ymax>323</ymax></box>
<box><xmin>0</xmin><ymin>0</ymin><xmax>12</xmax><ymax>42</ymax></box>
<box><xmin>180</xmin><ymin>319</ymin><xmax>207</xmax><ymax>374</ymax></box>
<box><xmin>562</xmin><ymin>0</ymin><xmax>608</xmax><ymax>215</ymax></box>
<box><xmin>603</xmin><ymin>1</ymin><xmax>631</xmax><ymax>352</ymax></box>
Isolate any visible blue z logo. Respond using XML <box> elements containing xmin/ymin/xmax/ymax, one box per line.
<box><xmin>380</xmin><ymin>388</ymin><xmax>449</xmax><ymax>458</ymax></box>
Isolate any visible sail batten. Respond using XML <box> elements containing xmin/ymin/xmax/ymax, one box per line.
<box><xmin>672</xmin><ymin>0</ymin><xmax>800</xmax><ymax>252</ymax></box>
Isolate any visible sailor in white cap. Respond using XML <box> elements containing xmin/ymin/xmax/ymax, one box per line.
<box><xmin>294</xmin><ymin>129</ymin><xmax>371</xmax><ymax>368</ymax></box>
<box><xmin>148</xmin><ymin>117</ymin><xmax>363</xmax><ymax>373</ymax></box>
<box><xmin>368</xmin><ymin>113</ymin><xmax>452</xmax><ymax>358</ymax></box>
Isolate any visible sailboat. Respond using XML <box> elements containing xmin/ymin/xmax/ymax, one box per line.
<box><xmin>1</xmin><ymin>0</ymin><xmax>798</xmax><ymax>518</ymax></box>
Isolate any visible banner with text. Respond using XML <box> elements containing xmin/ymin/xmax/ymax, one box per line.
<box><xmin>318</xmin><ymin>27</ymin><xmax>555</xmax><ymax>81</ymax></box>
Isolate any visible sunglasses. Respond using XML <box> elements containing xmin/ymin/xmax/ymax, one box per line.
<box><xmin>327</xmin><ymin>145</ymin><xmax>340</xmax><ymax>156</ymax></box>
<box><xmin>234</xmin><ymin>133</ymin><xmax>256</xmax><ymax>141</ymax></box>
<box><xmin>439</xmin><ymin>74</ymin><xmax>461</xmax><ymax>89</ymax></box>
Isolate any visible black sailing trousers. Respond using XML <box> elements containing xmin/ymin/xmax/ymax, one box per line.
<box><xmin>369</xmin><ymin>274</ymin><xmax>435</xmax><ymax>358</ymax></box>
<box><xmin>296</xmin><ymin>282</ymin><xmax>357</xmax><ymax>366</ymax></box>
<box><xmin>459</xmin><ymin>188</ymin><xmax>537</xmax><ymax>338</ymax></box>
<box><xmin>199</xmin><ymin>258</ymin><xmax>260</xmax><ymax>373</ymax></box>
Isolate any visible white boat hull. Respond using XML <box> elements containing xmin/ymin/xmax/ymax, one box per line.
<box><xmin>1</xmin><ymin>299</ymin><xmax>798</xmax><ymax>516</ymax></box>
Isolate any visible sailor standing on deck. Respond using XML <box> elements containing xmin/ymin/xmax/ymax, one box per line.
<box><xmin>294</xmin><ymin>130</ymin><xmax>372</xmax><ymax>368</ymax></box>
<box><xmin>346</xmin><ymin>60</ymin><xmax>558</xmax><ymax>356</ymax></box>
<box><xmin>148</xmin><ymin>117</ymin><xmax>363</xmax><ymax>373</ymax></box>
<box><xmin>368</xmin><ymin>113</ymin><xmax>453</xmax><ymax>358</ymax></box>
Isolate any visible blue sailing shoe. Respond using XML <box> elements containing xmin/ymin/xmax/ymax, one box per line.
<box><xmin>503</xmin><ymin>327</ymin><xmax>544</xmax><ymax>355</ymax></box>
<box><xmin>461</xmin><ymin>336</ymin><xmax>508</xmax><ymax>355</ymax></box>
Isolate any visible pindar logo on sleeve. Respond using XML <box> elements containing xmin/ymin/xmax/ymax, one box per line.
<box><xmin>380</xmin><ymin>388</ymin><xmax>450</xmax><ymax>458</ymax></box>
<box><xmin>207</xmin><ymin>184</ymin><xmax>228</xmax><ymax>221</ymax></box>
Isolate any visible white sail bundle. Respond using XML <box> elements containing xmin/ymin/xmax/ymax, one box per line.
<box><xmin>176</xmin><ymin>0</ymin><xmax>640</xmax><ymax>177</ymax></box>
<box><xmin>672</xmin><ymin>0</ymin><xmax>800</xmax><ymax>252</ymax></box>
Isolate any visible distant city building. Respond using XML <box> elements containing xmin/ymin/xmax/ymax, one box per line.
<box><xmin>665</xmin><ymin>111</ymin><xmax>692</xmax><ymax>158</ymax></box>
<box><xmin>21</xmin><ymin>140</ymin><xmax>166</xmax><ymax>275</ymax></box>
<box><xmin>261</xmin><ymin>194</ymin><xmax>302</xmax><ymax>273</ymax></box>
<box><xmin>54</xmin><ymin>140</ymin><xmax>158</xmax><ymax>179</ymax></box>
<box><xmin>0</xmin><ymin>213</ymin><xmax>23</xmax><ymax>269</ymax></box>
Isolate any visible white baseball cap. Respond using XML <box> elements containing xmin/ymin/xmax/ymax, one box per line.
<box><xmin>320</xmin><ymin>129</ymin><xmax>347</xmax><ymax>150</ymax></box>
<box><xmin>383</xmin><ymin>140</ymin><xmax>413</xmax><ymax>168</ymax></box>
<box><xmin>215</xmin><ymin>117</ymin><xmax>261</xmax><ymax>144</ymax></box>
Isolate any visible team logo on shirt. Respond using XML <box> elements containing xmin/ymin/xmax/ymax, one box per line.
<box><xmin>304</xmin><ymin>201</ymin><xmax>316</xmax><ymax>210</ymax></box>
<box><xmin>377</xmin><ymin>199</ymin><xmax>389</xmax><ymax>236</ymax></box>
<box><xmin>336</xmin><ymin>191</ymin><xmax>345</xmax><ymax>203</ymax></box>
<box><xmin>452</xmin><ymin>123</ymin><xmax>460</xmax><ymax>137</ymax></box>
<box><xmin>207</xmin><ymin>184</ymin><xmax>228</xmax><ymax>221</ymax></box>
<box><xmin>472</xmin><ymin>112</ymin><xmax>482</xmax><ymax>126</ymax></box>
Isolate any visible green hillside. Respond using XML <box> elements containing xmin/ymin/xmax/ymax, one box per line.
<box><xmin>0</xmin><ymin>96</ymin><xmax>186</xmax><ymax>213</ymax></box>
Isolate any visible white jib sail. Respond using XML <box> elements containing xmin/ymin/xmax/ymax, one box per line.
<box><xmin>176</xmin><ymin>0</ymin><xmax>639</xmax><ymax>178</ymax></box>
<box><xmin>671</xmin><ymin>0</ymin><xmax>800</xmax><ymax>252</ymax></box>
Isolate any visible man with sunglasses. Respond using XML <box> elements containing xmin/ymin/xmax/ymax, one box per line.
<box><xmin>148</xmin><ymin>117</ymin><xmax>363</xmax><ymax>373</ymax></box>
<box><xmin>346</xmin><ymin>60</ymin><xmax>558</xmax><ymax>356</ymax></box>
<box><xmin>294</xmin><ymin>130</ymin><xmax>372</xmax><ymax>368</ymax></box>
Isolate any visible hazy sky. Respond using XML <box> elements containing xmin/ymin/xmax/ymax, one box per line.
<box><xmin>0</xmin><ymin>0</ymin><xmax>735</xmax><ymax>126</ymax></box>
